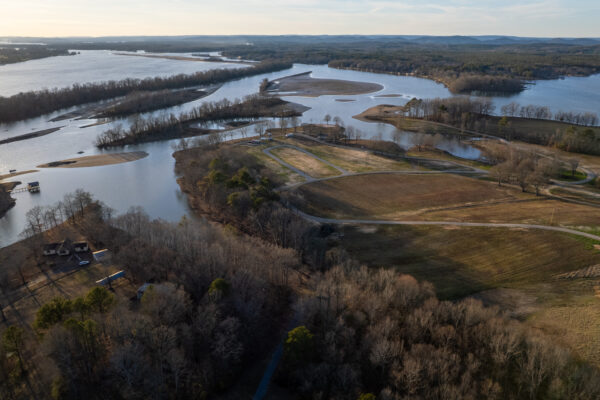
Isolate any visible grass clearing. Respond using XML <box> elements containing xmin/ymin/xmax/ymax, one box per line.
<box><xmin>550</xmin><ymin>187</ymin><xmax>600</xmax><ymax>206</ymax></box>
<box><xmin>270</xmin><ymin>146</ymin><xmax>341</xmax><ymax>178</ymax></box>
<box><xmin>339</xmin><ymin>224</ymin><xmax>600</xmax><ymax>299</ymax></box>
<box><xmin>295</xmin><ymin>173</ymin><xmax>524</xmax><ymax>219</ymax></box>
<box><xmin>421</xmin><ymin>198</ymin><xmax>600</xmax><ymax>226</ymax></box>
<box><xmin>285</xmin><ymin>137</ymin><xmax>414</xmax><ymax>173</ymax></box>
<box><xmin>245</xmin><ymin>145</ymin><xmax>306</xmax><ymax>185</ymax></box>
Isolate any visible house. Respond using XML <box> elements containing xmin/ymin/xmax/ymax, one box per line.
<box><xmin>43</xmin><ymin>243</ymin><xmax>60</xmax><ymax>256</ymax></box>
<box><xmin>27</xmin><ymin>182</ymin><xmax>40</xmax><ymax>193</ymax></box>
<box><xmin>57</xmin><ymin>239</ymin><xmax>72</xmax><ymax>256</ymax></box>
<box><xmin>73</xmin><ymin>241</ymin><xmax>89</xmax><ymax>253</ymax></box>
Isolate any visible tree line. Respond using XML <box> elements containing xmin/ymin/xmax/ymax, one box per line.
<box><xmin>0</xmin><ymin>60</ymin><xmax>291</xmax><ymax>124</ymax></box>
<box><xmin>499</xmin><ymin>102</ymin><xmax>598</xmax><ymax>126</ymax></box>
<box><xmin>95</xmin><ymin>95</ymin><xmax>298</xmax><ymax>147</ymax></box>
<box><xmin>0</xmin><ymin>46</ymin><xmax>72</xmax><ymax>66</ymax></box>
<box><xmin>398</xmin><ymin>97</ymin><xmax>600</xmax><ymax>155</ymax></box>
<box><xmin>220</xmin><ymin>40</ymin><xmax>600</xmax><ymax>93</ymax></box>
<box><xmin>95</xmin><ymin>88</ymin><xmax>208</xmax><ymax>119</ymax></box>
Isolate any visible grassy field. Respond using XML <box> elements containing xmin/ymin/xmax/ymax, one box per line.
<box><xmin>526</xmin><ymin>280</ymin><xmax>600</xmax><ymax>367</ymax></box>
<box><xmin>339</xmin><ymin>224</ymin><xmax>600</xmax><ymax>299</ymax></box>
<box><xmin>244</xmin><ymin>144</ymin><xmax>306</xmax><ymax>186</ymax></box>
<box><xmin>284</xmin><ymin>137</ymin><xmax>414</xmax><ymax>173</ymax></box>
<box><xmin>295</xmin><ymin>173</ymin><xmax>524</xmax><ymax>219</ymax></box>
<box><xmin>1</xmin><ymin>262</ymin><xmax>134</xmax><ymax>327</ymax></box>
<box><xmin>421</xmin><ymin>198</ymin><xmax>600</xmax><ymax>226</ymax></box>
<box><xmin>550</xmin><ymin>187</ymin><xmax>600</xmax><ymax>206</ymax></box>
<box><xmin>270</xmin><ymin>146</ymin><xmax>342</xmax><ymax>178</ymax></box>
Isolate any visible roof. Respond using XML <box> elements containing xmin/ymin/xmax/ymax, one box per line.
<box><xmin>43</xmin><ymin>243</ymin><xmax>60</xmax><ymax>251</ymax></box>
<box><xmin>93</xmin><ymin>249</ymin><xmax>110</xmax><ymax>261</ymax></box>
<box><xmin>73</xmin><ymin>241</ymin><xmax>88</xmax><ymax>247</ymax></box>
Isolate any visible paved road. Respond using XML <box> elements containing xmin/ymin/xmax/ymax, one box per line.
<box><xmin>294</xmin><ymin>209</ymin><xmax>600</xmax><ymax>241</ymax></box>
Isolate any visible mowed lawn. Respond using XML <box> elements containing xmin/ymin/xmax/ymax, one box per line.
<box><xmin>340</xmin><ymin>224</ymin><xmax>600</xmax><ymax>299</ymax></box>
<box><xmin>270</xmin><ymin>147</ymin><xmax>341</xmax><ymax>178</ymax></box>
<box><xmin>295</xmin><ymin>173</ymin><xmax>522</xmax><ymax>219</ymax></box>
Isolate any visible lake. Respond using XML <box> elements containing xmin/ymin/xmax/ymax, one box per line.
<box><xmin>1</xmin><ymin>51</ymin><xmax>599</xmax><ymax>247</ymax></box>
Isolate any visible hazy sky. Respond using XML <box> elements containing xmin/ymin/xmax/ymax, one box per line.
<box><xmin>1</xmin><ymin>0</ymin><xmax>598</xmax><ymax>37</ymax></box>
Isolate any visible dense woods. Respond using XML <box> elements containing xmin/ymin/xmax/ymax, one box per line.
<box><xmin>3</xmin><ymin>188</ymin><xmax>600</xmax><ymax>398</ymax></box>
<box><xmin>280</xmin><ymin>265</ymin><xmax>600</xmax><ymax>399</ymax></box>
<box><xmin>0</xmin><ymin>60</ymin><xmax>292</xmax><ymax>124</ymax></box>
<box><xmin>2</xmin><ymin>195</ymin><xmax>301</xmax><ymax>399</ymax></box>
<box><xmin>175</xmin><ymin>144</ymin><xmax>327</xmax><ymax>267</ymax></box>
<box><xmin>0</xmin><ymin>46</ymin><xmax>71</xmax><ymax>65</ymax></box>
<box><xmin>221</xmin><ymin>40</ymin><xmax>600</xmax><ymax>93</ymax></box>
<box><xmin>95</xmin><ymin>95</ymin><xmax>299</xmax><ymax>147</ymax></box>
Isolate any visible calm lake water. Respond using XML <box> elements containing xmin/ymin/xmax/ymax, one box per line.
<box><xmin>1</xmin><ymin>51</ymin><xmax>599</xmax><ymax>247</ymax></box>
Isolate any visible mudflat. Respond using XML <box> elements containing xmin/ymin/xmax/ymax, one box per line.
<box><xmin>268</xmin><ymin>72</ymin><xmax>383</xmax><ymax>96</ymax></box>
<box><xmin>37</xmin><ymin>151</ymin><xmax>148</xmax><ymax>168</ymax></box>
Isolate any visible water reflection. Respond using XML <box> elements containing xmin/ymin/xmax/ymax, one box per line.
<box><xmin>1</xmin><ymin>55</ymin><xmax>600</xmax><ymax>247</ymax></box>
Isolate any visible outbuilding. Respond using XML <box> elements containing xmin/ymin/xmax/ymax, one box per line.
<box><xmin>27</xmin><ymin>182</ymin><xmax>40</xmax><ymax>193</ymax></box>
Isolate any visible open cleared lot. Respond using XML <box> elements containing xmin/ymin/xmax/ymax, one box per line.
<box><xmin>270</xmin><ymin>146</ymin><xmax>342</xmax><ymax>178</ymax></box>
<box><xmin>286</xmin><ymin>138</ymin><xmax>414</xmax><ymax>172</ymax></box>
<box><xmin>421</xmin><ymin>198</ymin><xmax>600</xmax><ymax>226</ymax></box>
<box><xmin>244</xmin><ymin>144</ymin><xmax>307</xmax><ymax>186</ymax></box>
<box><xmin>295</xmin><ymin>173</ymin><xmax>523</xmax><ymax>219</ymax></box>
<box><xmin>339</xmin><ymin>224</ymin><xmax>600</xmax><ymax>299</ymax></box>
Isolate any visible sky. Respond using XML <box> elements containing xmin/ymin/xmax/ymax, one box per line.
<box><xmin>0</xmin><ymin>0</ymin><xmax>599</xmax><ymax>37</ymax></box>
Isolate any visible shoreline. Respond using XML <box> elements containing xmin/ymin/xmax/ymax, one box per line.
<box><xmin>0</xmin><ymin>127</ymin><xmax>63</xmax><ymax>145</ymax></box>
<box><xmin>115</xmin><ymin>52</ymin><xmax>253</xmax><ymax>65</ymax></box>
<box><xmin>37</xmin><ymin>151</ymin><xmax>148</xmax><ymax>168</ymax></box>
<box><xmin>268</xmin><ymin>71</ymin><xmax>383</xmax><ymax>97</ymax></box>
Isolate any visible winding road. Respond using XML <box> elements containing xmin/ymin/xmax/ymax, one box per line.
<box><xmin>262</xmin><ymin>138</ymin><xmax>600</xmax><ymax>242</ymax></box>
<box><xmin>293</xmin><ymin>208</ymin><xmax>600</xmax><ymax>241</ymax></box>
